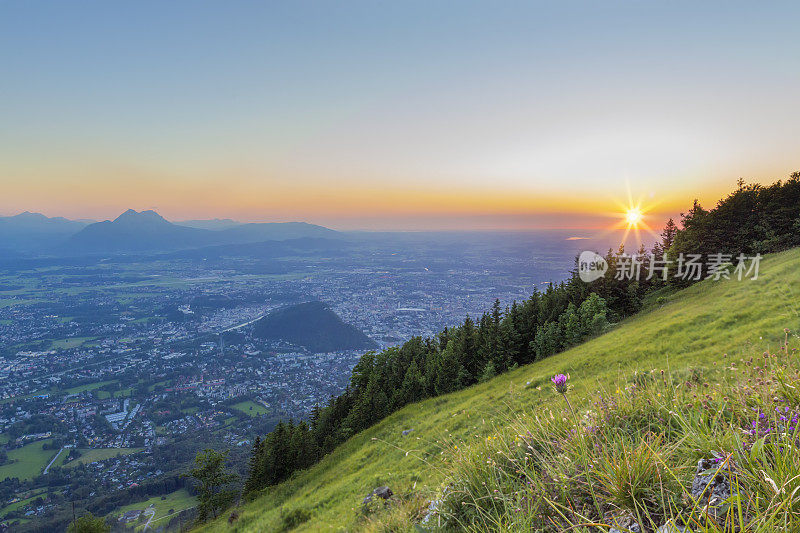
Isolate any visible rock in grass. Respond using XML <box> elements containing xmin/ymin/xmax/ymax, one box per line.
<box><xmin>608</xmin><ymin>514</ymin><xmax>641</xmax><ymax>533</ymax></box>
<box><xmin>362</xmin><ymin>486</ymin><xmax>393</xmax><ymax>505</ymax></box>
<box><xmin>656</xmin><ymin>520</ymin><xmax>686</xmax><ymax>532</ymax></box>
<box><xmin>691</xmin><ymin>458</ymin><xmax>731</xmax><ymax>517</ymax></box>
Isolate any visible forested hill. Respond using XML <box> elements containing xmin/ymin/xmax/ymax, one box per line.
<box><xmin>252</xmin><ymin>301</ymin><xmax>377</xmax><ymax>353</ymax></box>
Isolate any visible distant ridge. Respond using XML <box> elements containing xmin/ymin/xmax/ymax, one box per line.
<box><xmin>252</xmin><ymin>301</ymin><xmax>377</xmax><ymax>353</ymax></box>
<box><xmin>218</xmin><ymin>222</ymin><xmax>339</xmax><ymax>242</ymax></box>
<box><xmin>0</xmin><ymin>212</ymin><xmax>94</xmax><ymax>252</ymax></box>
<box><xmin>175</xmin><ymin>218</ymin><xmax>242</xmax><ymax>230</ymax></box>
<box><xmin>67</xmin><ymin>209</ymin><xmax>339</xmax><ymax>253</ymax></box>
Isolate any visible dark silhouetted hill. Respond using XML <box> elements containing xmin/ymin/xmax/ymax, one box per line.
<box><xmin>253</xmin><ymin>301</ymin><xmax>376</xmax><ymax>353</ymax></box>
<box><xmin>68</xmin><ymin>209</ymin><xmax>210</xmax><ymax>252</ymax></box>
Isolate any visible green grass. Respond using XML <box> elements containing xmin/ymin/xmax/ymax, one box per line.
<box><xmin>422</xmin><ymin>351</ymin><xmax>800</xmax><ymax>532</ymax></box>
<box><xmin>231</xmin><ymin>400</ymin><xmax>270</xmax><ymax>417</ymax></box>
<box><xmin>64</xmin><ymin>380</ymin><xmax>117</xmax><ymax>395</ymax></box>
<box><xmin>117</xmin><ymin>387</ymin><xmax>133</xmax><ymax>397</ymax></box>
<box><xmin>110</xmin><ymin>488</ymin><xmax>196</xmax><ymax>530</ymax></box>
<box><xmin>0</xmin><ymin>440</ymin><xmax>58</xmax><ymax>481</ymax></box>
<box><xmin>198</xmin><ymin>249</ymin><xmax>800</xmax><ymax>532</ymax></box>
<box><xmin>64</xmin><ymin>447</ymin><xmax>142</xmax><ymax>467</ymax></box>
<box><xmin>49</xmin><ymin>337</ymin><xmax>95</xmax><ymax>350</ymax></box>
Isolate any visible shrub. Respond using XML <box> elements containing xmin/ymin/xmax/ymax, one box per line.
<box><xmin>280</xmin><ymin>507</ymin><xmax>312</xmax><ymax>531</ymax></box>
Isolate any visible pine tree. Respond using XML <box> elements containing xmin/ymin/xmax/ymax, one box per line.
<box><xmin>243</xmin><ymin>436</ymin><xmax>262</xmax><ymax>495</ymax></box>
<box><xmin>479</xmin><ymin>360</ymin><xmax>497</xmax><ymax>382</ymax></box>
<box><xmin>187</xmin><ymin>449</ymin><xmax>238</xmax><ymax>522</ymax></box>
<box><xmin>434</xmin><ymin>341</ymin><xmax>462</xmax><ymax>394</ymax></box>
<box><xmin>399</xmin><ymin>359</ymin><xmax>425</xmax><ymax>405</ymax></box>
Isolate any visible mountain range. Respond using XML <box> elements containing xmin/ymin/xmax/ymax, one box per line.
<box><xmin>0</xmin><ymin>209</ymin><xmax>339</xmax><ymax>255</ymax></box>
<box><xmin>0</xmin><ymin>212</ymin><xmax>94</xmax><ymax>252</ymax></box>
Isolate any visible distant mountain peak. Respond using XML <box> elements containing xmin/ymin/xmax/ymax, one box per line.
<box><xmin>113</xmin><ymin>209</ymin><xmax>170</xmax><ymax>225</ymax></box>
<box><xmin>12</xmin><ymin>211</ymin><xmax>47</xmax><ymax>220</ymax></box>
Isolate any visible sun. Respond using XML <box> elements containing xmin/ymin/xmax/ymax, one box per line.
<box><xmin>625</xmin><ymin>208</ymin><xmax>643</xmax><ymax>227</ymax></box>
<box><xmin>596</xmin><ymin>184</ymin><xmax>662</xmax><ymax>247</ymax></box>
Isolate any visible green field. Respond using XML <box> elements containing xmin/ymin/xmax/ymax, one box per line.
<box><xmin>64</xmin><ymin>447</ymin><xmax>142</xmax><ymax>467</ymax></box>
<box><xmin>49</xmin><ymin>337</ymin><xmax>96</xmax><ymax>350</ymax></box>
<box><xmin>0</xmin><ymin>440</ymin><xmax>58</xmax><ymax>481</ymax></box>
<box><xmin>96</xmin><ymin>387</ymin><xmax>133</xmax><ymax>399</ymax></box>
<box><xmin>111</xmin><ymin>489</ymin><xmax>196</xmax><ymax>530</ymax></box>
<box><xmin>199</xmin><ymin>248</ymin><xmax>800</xmax><ymax>532</ymax></box>
<box><xmin>64</xmin><ymin>380</ymin><xmax>117</xmax><ymax>395</ymax></box>
<box><xmin>231</xmin><ymin>400</ymin><xmax>269</xmax><ymax>417</ymax></box>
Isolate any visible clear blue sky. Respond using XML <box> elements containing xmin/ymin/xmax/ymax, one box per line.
<box><xmin>1</xmin><ymin>1</ymin><xmax>798</xmax><ymax>229</ymax></box>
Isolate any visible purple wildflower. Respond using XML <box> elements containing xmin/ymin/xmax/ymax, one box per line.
<box><xmin>551</xmin><ymin>374</ymin><xmax>569</xmax><ymax>394</ymax></box>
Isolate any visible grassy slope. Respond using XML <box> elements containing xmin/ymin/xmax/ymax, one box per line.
<box><xmin>201</xmin><ymin>249</ymin><xmax>800</xmax><ymax>532</ymax></box>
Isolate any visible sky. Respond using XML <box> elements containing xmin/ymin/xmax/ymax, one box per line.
<box><xmin>1</xmin><ymin>1</ymin><xmax>799</xmax><ymax>231</ymax></box>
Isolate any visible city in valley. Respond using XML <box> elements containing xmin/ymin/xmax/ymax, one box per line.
<box><xmin>0</xmin><ymin>221</ymin><xmax>593</xmax><ymax>530</ymax></box>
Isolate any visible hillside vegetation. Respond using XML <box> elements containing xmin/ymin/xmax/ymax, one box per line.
<box><xmin>200</xmin><ymin>247</ymin><xmax>800</xmax><ymax>532</ymax></box>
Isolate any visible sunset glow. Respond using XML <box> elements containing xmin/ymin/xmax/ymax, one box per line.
<box><xmin>1</xmin><ymin>3</ymin><xmax>799</xmax><ymax>231</ymax></box>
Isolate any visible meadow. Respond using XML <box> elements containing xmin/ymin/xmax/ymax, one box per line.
<box><xmin>0</xmin><ymin>440</ymin><xmax>59</xmax><ymax>481</ymax></box>
<box><xmin>230</xmin><ymin>401</ymin><xmax>270</xmax><ymax>417</ymax></box>
<box><xmin>199</xmin><ymin>248</ymin><xmax>800</xmax><ymax>532</ymax></box>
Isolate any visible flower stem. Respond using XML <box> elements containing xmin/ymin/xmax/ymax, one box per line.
<box><xmin>562</xmin><ymin>393</ymin><xmax>577</xmax><ymax>419</ymax></box>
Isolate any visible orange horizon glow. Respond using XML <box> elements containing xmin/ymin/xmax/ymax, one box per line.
<box><xmin>0</xmin><ymin>170</ymin><xmax>740</xmax><ymax>232</ymax></box>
